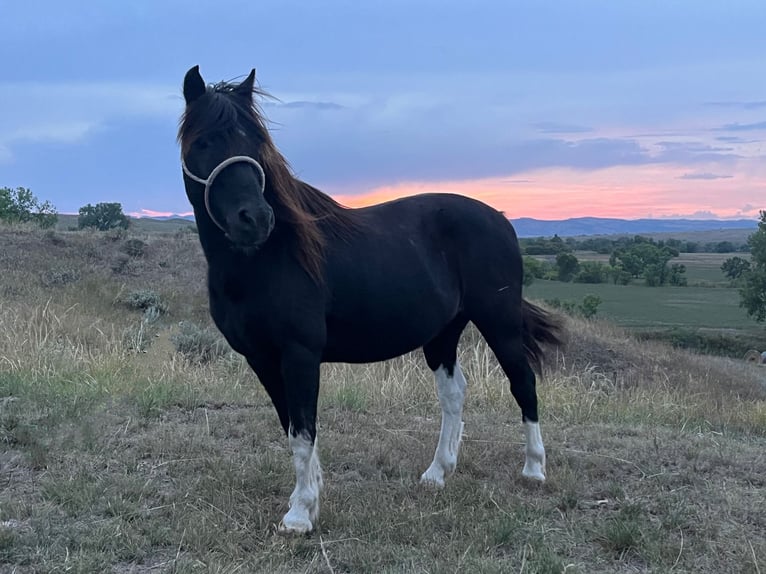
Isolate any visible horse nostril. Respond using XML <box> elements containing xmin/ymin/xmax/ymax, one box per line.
<box><xmin>268</xmin><ymin>210</ymin><xmax>275</xmax><ymax>229</ymax></box>
<box><xmin>238</xmin><ymin>209</ymin><xmax>255</xmax><ymax>226</ymax></box>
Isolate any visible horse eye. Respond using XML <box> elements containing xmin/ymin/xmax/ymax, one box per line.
<box><xmin>194</xmin><ymin>138</ymin><xmax>210</xmax><ymax>151</ymax></box>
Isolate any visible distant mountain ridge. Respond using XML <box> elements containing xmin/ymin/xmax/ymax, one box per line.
<box><xmin>133</xmin><ymin>213</ymin><xmax>758</xmax><ymax>239</ymax></box>
<box><xmin>509</xmin><ymin>217</ymin><xmax>758</xmax><ymax>238</ymax></box>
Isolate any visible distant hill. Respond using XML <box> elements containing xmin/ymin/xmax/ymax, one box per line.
<box><xmin>55</xmin><ymin>214</ymin><xmax>196</xmax><ymax>233</ymax></box>
<box><xmin>55</xmin><ymin>211</ymin><xmax>757</xmax><ymax>241</ymax></box>
<box><xmin>510</xmin><ymin>217</ymin><xmax>758</xmax><ymax>238</ymax></box>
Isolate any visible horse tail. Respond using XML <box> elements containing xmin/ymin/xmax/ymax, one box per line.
<box><xmin>521</xmin><ymin>299</ymin><xmax>565</xmax><ymax>375</ymax></box>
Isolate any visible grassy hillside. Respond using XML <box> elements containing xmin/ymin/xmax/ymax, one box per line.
<box><xmin>54</xmin><ymin>213</ymin><xmax>196</xmax><ymax>234</ymax></box>
<box><xmin>1</xmin><ymin>225</ymin><xmax>765</xmax><ymax>573</ymax></box>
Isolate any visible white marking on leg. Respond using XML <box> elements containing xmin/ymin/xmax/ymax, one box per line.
<box><xmin>279</xmin><ymin>427</ymin><xmax>323</xmax><ymax>534</ymax></box>
<box><xmin>522</xmin><ymin>420</ymin><xmax>546</xmax><ymax>481</ymax></box>
<box><xmin>420</xmin><ymin>362</ymin><xmax>466</xmax><ymax>487</ymax></box>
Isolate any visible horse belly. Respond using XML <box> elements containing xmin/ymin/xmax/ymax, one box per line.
<box><xmin>323</xmin><ymin>298</ymin><xmax>452</xmax><ymax>364</ymax></box>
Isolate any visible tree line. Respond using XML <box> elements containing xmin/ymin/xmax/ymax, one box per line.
<box><xmin>523</xmin><ymin>235</ymin><xmax>688</xmax><ymax>287</ymax></box>
<box><xmin>521</xmin><ymin>234</ymin><xmax>749</xmax><ymax>256</ymax></box>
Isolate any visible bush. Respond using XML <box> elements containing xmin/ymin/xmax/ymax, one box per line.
<box><xmin>43</xmin><ymin>230</ymin><xmax>66</xmax><ymax>246</ymax></box>
<box><xmin>545</xmin><ymin>294</ymin><xmax>602</xmax><ymax>319</ymax></box>
<box><xmin>111</xmin><ymin>255</ymin><xmax>137</xmax><ymax>276</ymax></box>
<box><xmin>120</xmin><ymin>289</ymin><xmax>168</xmax><ymax>315</ymax></box>
<box><xmin>40</xmin><ymin>268</ymin><xmax>81</xmax><ymax>288</ymax></box>
<box><xmin>121</xmin><ymin>238</ymin><xmax>147</xmax><ymax>258</ymax></box>
<box><xmin>171</xmin><ymin>322</ymin><xmax>230</xmax><ymax>364</ymax></box>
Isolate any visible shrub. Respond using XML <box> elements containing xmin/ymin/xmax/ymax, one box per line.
<box><xmin>171</xmin><ymin>322</ymin><xmax>230</xmax><ymax>364</ymax></box>
<box><xmin>40</xmin><ymin>268</ymin><xmax>81</xmax><ymax>288</ymax></box>
<box><xmin>120</xmin><ymin>289</ymin><xmax>168</xmax><ymax>315</ymax></box>
<box><xmin>545</xmin><ymin>294</ymin><xmax>602</xmax><ymax>319</ymax></box>
<box><xmin>43</xmin><ymin>230</ymin><xmax>66</xmax><ymax>246</ymax></box>
<box><xmin>111</xmin><ymin>255</ymin><xmax>136</xmax><ymax>276</ymax></box>
<box><xmin>121</xmin><ymin>238</ymin><xmax>147</xmax><ymax>258</ymax></box>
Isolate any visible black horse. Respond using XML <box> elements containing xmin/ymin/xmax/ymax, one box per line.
<box><xmin>178</xmin><ymin>66</ymin><xmax>563</xmax><ymax>534</ymax></box>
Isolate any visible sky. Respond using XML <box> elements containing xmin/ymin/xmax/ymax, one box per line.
<box><xmin>1</xmin><ymin>0</ymin><xmax>765</xmax><ymax>220</ymax></box>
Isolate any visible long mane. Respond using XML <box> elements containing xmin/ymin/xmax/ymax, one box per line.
<box><xmin>177</xmin><ymin>79</ymin><xmax>360</xmax><ymax>282</ymax></box>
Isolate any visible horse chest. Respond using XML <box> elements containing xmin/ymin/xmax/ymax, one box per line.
<box><xmin>208</xmin><ymin>282</ymin><xmax>272</xmax><ymax>356</ymax></box>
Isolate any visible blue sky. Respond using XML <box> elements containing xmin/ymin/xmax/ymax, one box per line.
<box><xmin>2</xmin><ymin>0</ymin><xmax>765</xmax><ymax>219</ymax></box>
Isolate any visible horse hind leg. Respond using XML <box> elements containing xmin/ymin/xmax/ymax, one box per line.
<box><xmin>420</xmin><ymin>316</ymin><xmax>468</xmax><ymax>488</ymax></box>
<box><xmin>476</xmin><ymin>321</ymin><xmax>546</xmax><ymax>482</ymax></box>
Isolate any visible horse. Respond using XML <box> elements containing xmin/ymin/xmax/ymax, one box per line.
<box><xmin>177</xmin><ymin>65</ymin><xmax>564</xmax><ymax>534</ymax></box>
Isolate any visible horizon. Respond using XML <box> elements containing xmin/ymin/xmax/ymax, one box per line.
<box><xmin>2</xmin><ymin>1</ymin><xmax>765</xmax><ymax>220</ymax></box>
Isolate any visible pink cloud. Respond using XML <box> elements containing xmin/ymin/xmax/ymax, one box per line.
<box><xmin>333</xmin><ymin>163</ymin><xmax>765</xmax><ymax>220</ymax></box>
<box><xmin>129</xmin><ymin>208</ymin><xmax>194</xmax><ymax>218</ymax></box>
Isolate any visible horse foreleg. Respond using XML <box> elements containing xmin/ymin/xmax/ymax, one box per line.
<box><xmin>278</xmin><ymin>345</ymin><xmax>323</xmax><ymax>534</ymax></box>
<box><xmin>420</xmin><ymin>361</ymin><xmax>467</xmax><ymax>487</ymax></box>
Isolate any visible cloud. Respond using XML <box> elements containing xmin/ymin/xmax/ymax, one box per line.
<box><xmin>129</xmin><ymin>209</ymin><xmax>194</xmax><ymax>218</ymax></box>
<box><xmin>0</xmin><ymin>81</ymin><xmax>180</xmax><ymax>164</ymax></box>
<box><xmin>677</xmin><ymin>172</ymin><xmax>733</xmax><ymax>180</ymax></box>
<box><xmin>705</xmin><ymin>100</ymin><xmax>766</xmax><ymax>110</ymax></box>
<box><xmin>532</xmin><ymin>121</ymin><xmax>593</xmax><ymax>134</ymax></box>
<box><xmin>653</xmin><ymin>141</ymin><xmax>740</xmax><ymax>163</ymax></box>
<box><xmin>269</xmin><ymin>100</ymin><xmax>346</xmax><ymax>111</ymax></box>
<box><xmin>715</xmin><ymin>120</ymin><xmax>766</xmax><ymax>132</ymax></box>
<box><xmin>10</xmin><ymin>121</ymin><xmax>100</xmax><ymax>144</ymax></box>
<box><xmin>715</xmin><ymin>135</ymin><xmax>760</xmax><ymax>143</ymax></box>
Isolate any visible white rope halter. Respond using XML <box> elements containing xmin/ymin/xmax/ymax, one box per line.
<box><xmin>181</xmin><ymin>155</ymin><xmax>266</xmax><ymax>232</ymax></box>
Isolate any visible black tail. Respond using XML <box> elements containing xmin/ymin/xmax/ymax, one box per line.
<box><xmin>521</xmin><ymin>299</ymin><xmax>565</xmax><ymax>374</ymax></box>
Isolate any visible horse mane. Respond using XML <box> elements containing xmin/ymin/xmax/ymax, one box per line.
<box><xmin>177</xmin><ymin>79</ymin><xmax>360</xmax><ymax>282</ymax></box>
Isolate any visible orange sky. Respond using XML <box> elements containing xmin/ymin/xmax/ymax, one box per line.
<box><xmin>132</xmin><ymin>154</ymin><xmax>765</xmax><ymax>221</ymax></box>
<box><xmin>332</xmin><ymin>162</ymin><xmax>765</xmax><ymax>220</ymax></box>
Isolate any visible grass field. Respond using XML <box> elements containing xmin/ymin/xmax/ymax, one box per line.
<box><xmin>565</xmin><ymin>251</ymin><xmax>737</xmax><ymax>286</ymax></box>
<box><xmin>524</xmin><ymin>280</ymin><xmax>754</xmax><ymax>330</ymax></box>
<box><xmin>2</xmin><ymin>225</ymin><xmax>766</xmax><ymax>573</ymax></box>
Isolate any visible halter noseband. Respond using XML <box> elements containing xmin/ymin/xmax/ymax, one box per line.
<box><xmin>181</xmin><ymin>155</ymin><xmax>267</xmax><ymax>233</ymax></box>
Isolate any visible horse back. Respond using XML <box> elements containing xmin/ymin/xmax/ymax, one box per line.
<box><xmin>319</xmin><ymin>193</ymin><xmax>523</xmax><ymax>362</ymax></box>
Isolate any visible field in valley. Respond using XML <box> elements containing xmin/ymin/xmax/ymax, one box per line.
<box><xmin>1</xmin><ymin>224</ymin><xmax>765</xmax><ymax>573</ymax></box>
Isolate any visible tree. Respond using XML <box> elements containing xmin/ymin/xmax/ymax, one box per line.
<box><xmin>574</xmin><ymin>261</ymin><xmax>610</xmax><ymax>284</ymax></box>
<box><xmin>0</xmin><ymin>186</ymin><xmax>58</xmax><ymax>228</ymax></box>
<box><xmin>555</xmin><ymin>252</ymin><xmax>579</xmax><ymax>282</ymax></box>
<box><xmin>721</xmin><ymin>256</ymin><xmax>751</xmax><ymax>281</ymax></box>
<box><xmin>78</xmin><ymin>202</ymin><xmax>130</xmax><ymax>231</ymax></box>
<box><xmin>738</xmin><ymin>210</ymin><xmax>766</xmax><ymax>322</ymax></box>
<box><xmin>610</xmin><ymin>241</ymin><xmax>681</xmax><ymax>286</ymax></box>
<box><xmin>522</xmin><ymin>256</ymin><xmax>543</xmax><ymax>286</ymax></box>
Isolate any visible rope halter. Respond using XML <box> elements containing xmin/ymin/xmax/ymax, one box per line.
<box><xmin>181</xmin><ymin>155</ymin><xmax>266</xmax><ymax>233</ymax></box>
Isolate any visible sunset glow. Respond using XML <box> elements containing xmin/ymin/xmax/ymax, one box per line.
<box><xmin>333</xmin><ymin>163</ymin><xmax>765</xmax><ymax>220</ymax></box>
<box><xmin>129</xmin><ymin>209</ymin><xmax>194</xmax><ymax>219</ymax></box>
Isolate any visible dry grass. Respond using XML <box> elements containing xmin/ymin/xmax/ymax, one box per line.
<box><xmin>1</xmin><ymin>226</ymin><xmax>765</xmax><ymax>573</ymax></box>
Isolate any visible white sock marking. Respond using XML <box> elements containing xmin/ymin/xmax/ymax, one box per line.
<box><xmin>420</xmin><ymin>363</ymin><xmax>467</xmax><ymax>487</ymax></box>
<box><xmin>279</xmin><ymin>427</ymin><xmax>323</xmax><ymax>534</ymax></box>
<box><xmin>522</xmin><ymin>420</ymin><xmax>546</xmax><ymax>481</ymax></box>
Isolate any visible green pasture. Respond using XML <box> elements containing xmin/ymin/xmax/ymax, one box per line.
<box><xmin>569</xmin><ymin>251</ymin><xmax>735</xmax><ymax>286</ymax></box>
<box><xmin>524</xmin><ymin>279</ymin><xmax>756</xmax><ymax>330</ymax></box>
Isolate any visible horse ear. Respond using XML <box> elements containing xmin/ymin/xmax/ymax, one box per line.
<box><xmin>183</xmin><ymin>65</ymin><xmax>206</xmax><ymax>105</ymax></box>
<box><xmin>236</xmin><ymin>68</ymin><xmax>256</xmax><ymax>99</ymax></box>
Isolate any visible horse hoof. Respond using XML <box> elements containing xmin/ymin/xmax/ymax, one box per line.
<box><xmin>419</xmin><ymin>470</ymin><xmax>446</xmax><ymax>488</ymax></box>
<box><xmin>522</xmin><ymin>465</ymin><xmax>546</xmax><ymax>482</ymax></box>
<box><xmin>278</xmin><ymin>515</ymin><xmax>313</xmax><ymax>535</ymax></box>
